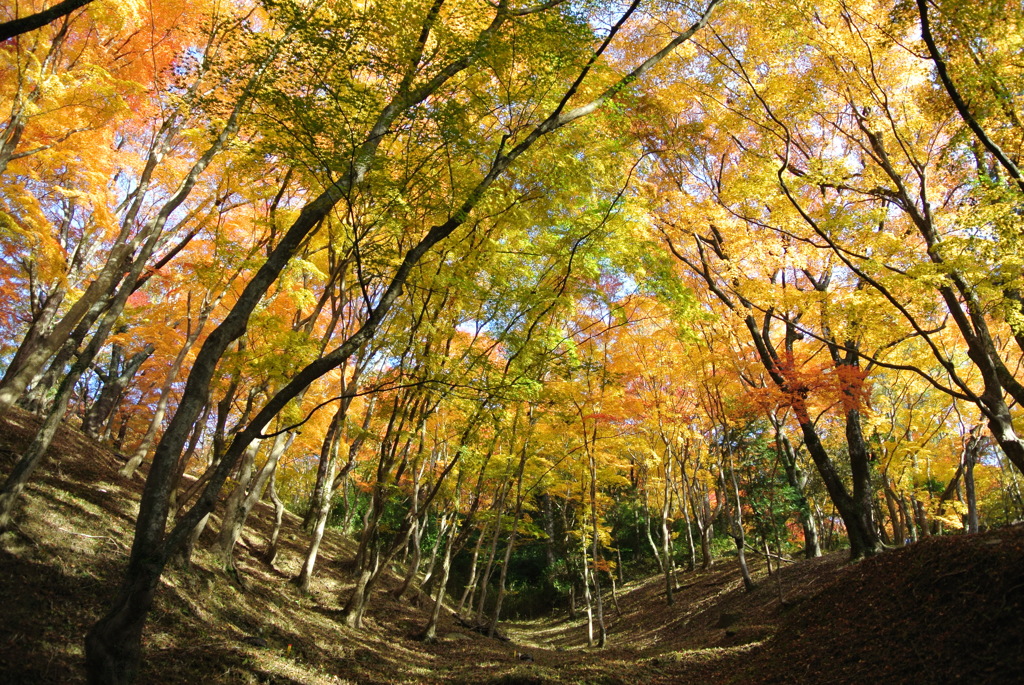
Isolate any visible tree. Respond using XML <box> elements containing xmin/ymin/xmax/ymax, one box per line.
<box><xmin>0</xmin><ymin>0</ymin><xmax>97</xmax><ymax>42</ymax></box>
<box><xmin>82</xmin><ymin>2</ymin><xmax>724</xmax><ymax>681</ymax></box>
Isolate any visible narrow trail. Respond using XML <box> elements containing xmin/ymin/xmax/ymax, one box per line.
<box><xmin>1</xmin><ymin>410</ymin><xmax>1023</xmax><ymax>684</ymax></box>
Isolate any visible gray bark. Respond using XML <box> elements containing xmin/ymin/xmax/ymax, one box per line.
<box><xmin>728</xmin><ymin>460</ymin><xmax>755</xmax><ymax>593</ymax></box>
<box><xmin>963</xmin><ymin>426</ymin><xmax>982</xmax><ymax>534</ymax></box>
<box><xmin>421</xmin><ymin>516</ymin><xmax>456</xmax><ymax>641</ymax></box>
<box><xmin>661</xmin><ymin>448</ymin><xmax>674</xmax><ymax>604</ymax></box>
<box><xmin>82</xmin><ymin>344</ymin><xmax>154</xmax><ymax>439</ymax></box>
<box><xmin>217</xmin><ymin>431</ymin><xmax>295</xmax><ymax>572</ymax></box>
<box><xmin>456</xmin><ymin>525</ymin><xmax>486</xmax><ymax>616</ymax></box>
<box><xmin>263</xmin><ymin>468</ymin><xmax>285</xmax><ymax>566</ymax></box>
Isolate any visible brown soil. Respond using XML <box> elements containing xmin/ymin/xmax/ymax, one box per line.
<box><xmin>1</xmin><ymin>408</ymin><xmax>1022</xmax><ymax>684</ymax></box>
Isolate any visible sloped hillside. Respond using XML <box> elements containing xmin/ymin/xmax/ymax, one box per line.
<box><xmin>2</xmin><ymin>410</ymin><xmax>1023</xmax><ymax>684</ymax></box>
<box><xmin>748</xmin><ymin>528</ymin><xmax>1024</xmax><ymax>684</ymax></box>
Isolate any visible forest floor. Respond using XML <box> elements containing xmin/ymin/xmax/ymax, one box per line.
<box><xmin>1</xmin><ymin>408</ymin><xmax>1023</xmax><ymax>684</ymax></box>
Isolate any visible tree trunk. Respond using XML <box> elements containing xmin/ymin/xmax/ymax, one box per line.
<box><xmin>792</xmin><ymin>402</ymin><xmax>881</xmax><ymax>558</ymax></box>
<box><xmin>914</xmin><ymin>497</ymin><xmax>930</xmax><ymax>537</ymax></box>
<box><xmin>112</xmin><ymin>411</ymin><xmax>133</xmax><ymax>451</ymax></box>
<box><xmin>643</xmin><ymin>503</ymin><xmax>664</xmax><ymax>573</ymax></box>
<box><xmin>120</xmin><ymin>310</ymin><xmax>208</xmax><ymax>478</ymax></box>
<box><xmin>342</xmin><ymin>545</ymin><xmax>381</xmax><ymax>630</ymax></box>
<box><xmin>21</xmin><ymin>330</ymin><xmax>81</xmax><ymax>414</ymax></box>
<box><xmin>590</xmin><ymin>516</ymin><xmax>607</xmax><ymax>648</ymax></box>
<box><xmin>421</xmin><ymin>513</ymin><xmax>451</xmax><ymax>597</ymax></box>
<box><xmin>302</xmin><ymin>405</ymin><xmax>345</xmax><ymax>531</ymax></box>
<box><xmin>395</xmin><ymin>516</ymin><xmax>424</xmax><ymax>600</ymax></box>
<box><xmin>295</xmin><ymin>410</ymin><xmax>346</xmax><ymax>591</ymax></box>
<box><xmin>694</xmin><ymin>486</ymin><xmax>715</xmax><ymax>571</ymax></box>
<box><xmin>82</xmin><ymin>343</ymin><xmax>154</xmax><ymax>439</ymax></box>
<box><xmin>421</xmin><ymin>517</ymin><xmax>456</xmax><ymax>641</ymax></box>
<box><xmin>214</xmin><ymin>441</ymin><xmax>261</xmax><ymax>571</ymax></box>
<box><xmin>661</xmin><ymin>449</ymin><xmax>674</xmax><ymax>604</ymax></box>
<box><xmin>176</xmin><ymin>512</ymin><xmax>211</xmax><ymax>570</ymax></box>
<box><xmin>963</xmin><ymin>427</ymin><xmax>981</xmax><ymax>534</ymax></box>
<box><xmin>84</xmin><ymin>557</ymin><xmax>163</xmax><ymax>685</ymax></box>
<box><xmin>473</xmin><ymin>514</ymin><xmax>502</xmax><ymax>624</ymax></box>
<box><xmin>474</xmin><ymin>487</ymin><xmax>510</xmax><ymax>624</ymax></box>
<box><xmin>843</xmin><ymin>405</ymin><xmax>882</xmax><ymax>556</ymax></box>
<box><xmin>487</xmin><ymin>505</ymin><xmax>521</xmax><ymax>638</ymax></box>
<box><xmin>777</xmin><ymin>431</ymin><xmax>820</xmax><ymax>558</ymax></box>
<box><xmin>0</xmin><ymin>0</ymin><xmax>98</xmax><ymax>43</ymax></box>
<box><xmin>218</xmin><ymin>432</ymin><xmax>294</xmax><ymax>572</ymax></box>
<box><xmin>1</xmin><ymin>221</ymin><xmax>155</xmax><ymax>417</ymax></box>
<box><xmin>0</xmin><ymin>241</ymin><xmax>158</xmax><ymax>529</ymax></box>
<box><xmin>0</xmin><ymin>287</ymin><xmax>64</xmax><ymax>394</ymax></box>
<box><xmin>456</xmin><ymin>526</ymin><xmax>485</xmax><ymax>615</ymax></box>
<box><xmin>883</xmin><ymin>481</ymin><xmax>903</xmax><ymax>545</ymax></box>
<box><xmin>609</xmin><ymin>563</ymin><xmax>622</xmax><ymax>618</ymax></box>
<box><xmin>728</xmin><ymin>461</ymin><xmax>755</xmax><ymax>593</ymax></box>
<box><xmin>680</xmin><ymin>474</ymin><xmax>696</xmax><ymax>572</ymax></box>
<box><xmin>900</xmin><ymin>494</ymin><xmax>918</xmax><ymax>543</ymax></box>
<box><xmin>263</xmin><ymin>467</ymin><xmax>285</xmax><ymax>566</ymax></box>
<box><xmin>340</xmin><ymin>479</ymin><xmax>410</xmax><ymax>629</ymax></box>
<box><xmin>581</xmin><ymin>540</ymin><xmax>595</xmax><ymax>647</ymax></box>
<box><xmin>542</xmin><ymin>492</ymin><xmax>557</xmax><ymax>571</ymax></box>
<box><xmin>488</xmin><ymin>433</ymin><xmax>532</xmax><ymax>638</ymax></box>
<box><xmin>82</xmin><ymin>5</ymin><xmax>725</xmax><ymax>675</ymax></box>
<box><xmin>167</xmin><ymin>400</ymin><xmax>210</xmax><ymax>521</ymax></box>
<box><xmin>874</xmin><ymin>501</ymin><xmax>892</xmax><ymax>545</ymax></box>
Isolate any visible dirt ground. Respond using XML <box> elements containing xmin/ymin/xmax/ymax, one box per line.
<box><xmin>1</xmin><ymin>408</ymin><xmax>1023</xmax><ymax>684</ymax></box>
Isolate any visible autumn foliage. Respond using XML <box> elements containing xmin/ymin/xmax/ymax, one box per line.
<box><xmin>0</xmin><ymin>0</ymin><xmax>1022</xmax><ymax>682</ymax></box>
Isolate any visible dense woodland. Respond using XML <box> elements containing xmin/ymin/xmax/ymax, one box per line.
<box><xmin>1</xmin><ymin>0</ymin><xmax>1023</xmax><ymax>683</ymax></box>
